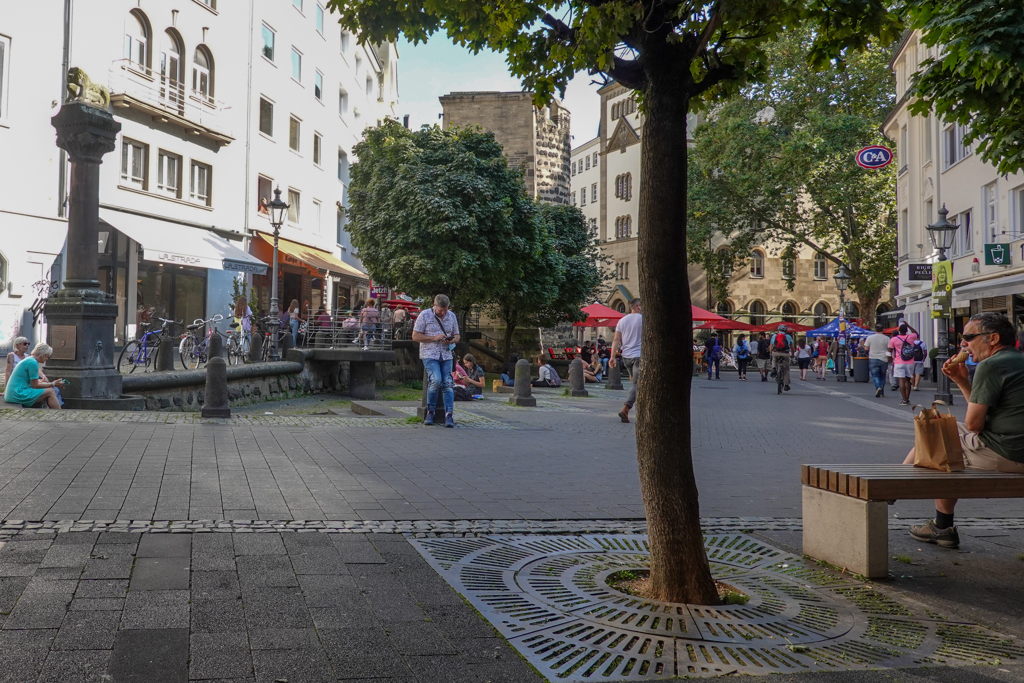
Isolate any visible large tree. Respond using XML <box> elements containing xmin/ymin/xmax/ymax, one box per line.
<box><xmin>486</xmin><ymin>204</ymin><xmax>606</xmax><ymax>361</ymax></box>
<box><xmin>347</xmin><ymin>120</ymin><xmax>537</xmax><ymax>316</ymax></box>
<box><xmin>329</xmin><ymin>0</ymin><xmax>900</xmax><ymax>603</ymax></box>
<box><xmin>688</xmin><ymin>31</ymin><xmax>898</xmax><ymax>327</ymax></box>
<box><xmin>905</xmin><ymin>0</ymin><xmax>1024</xmax><ymax>175</ymax></box>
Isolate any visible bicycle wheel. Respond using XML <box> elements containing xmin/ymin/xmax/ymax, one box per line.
<box><xmin>226</xmin><ymin>337</ymin><xmax>241</xmax><ymax>366</ymax></box>
<box><xmin>180</xmin><ymin>336</ymin><xmax>200</xmax><ymax>370</ymax></box>
<box><xmin>118</xmin><ymin>341</ymin><xmax>140</xmax><ymax>374</ymax></box>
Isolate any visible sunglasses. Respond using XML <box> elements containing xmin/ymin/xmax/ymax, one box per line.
<box><xmin>961</xmin><ymin>332</ymin><xmax>988</xmax><ymax>342</ymax></box>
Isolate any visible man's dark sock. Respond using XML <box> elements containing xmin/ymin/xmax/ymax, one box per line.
<box><xmin>934</xmin><ymin>511</ymin><xmax>954</xmax><ymax>529</ymax></box>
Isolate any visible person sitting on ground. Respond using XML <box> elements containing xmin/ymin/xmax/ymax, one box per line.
<box><xmin>4</xmin><ymin>343</ymin><xmax>65</xmax><ymax>409</ymax></box>
<box><xmin>460</xmin><ymin>354</ymin><xmax>486</xmax><ymax>397</ymax></box>
<box><xmin>580</xmin><ymin>342</ymin><xmax>594</xmax><ymax>365</ymax></box>
<box><xmin>903</xmin><ymin>313</ymin><xmax>1024</xmax><ymax>549</ymax></box>
<box><xmin>4</xmin><ymin>337</ymin><xmax>30</xmax><ymax>386</ymax></box>
<box><xmin>532</xmin><ymin>355</ymin><xmax>561</xmax><ymax>387</ymax></box>
<box><xmin>501</xmin><ymin>353</ymin><xmax>519</xmax><ymax>386</ymax></box>
<box><xmin>584</xmin><ymin>355</ymin><xmax>602</xmax><ymax>383</ymax></box>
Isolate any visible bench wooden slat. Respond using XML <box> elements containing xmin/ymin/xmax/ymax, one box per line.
<box><xmin>803</xmin><ymin>464</ymin><xmax>1024</xmax><ymax>501</ymax></box>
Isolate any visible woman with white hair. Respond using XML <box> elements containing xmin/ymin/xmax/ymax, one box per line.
<box><xmin>3</xmin><ymin>343</ymin><xmax>65</xmax><ymax>409</ymax></box>
<box><xmin>4</xmin><ymin>337</ymin><xmax>30</xmax><ymax>385</ymax></box>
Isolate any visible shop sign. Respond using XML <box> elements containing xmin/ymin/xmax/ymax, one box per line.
<box><xmin>147</xmin><ymin>249</ymin><xmax>219</xmax><ymax>270</ymax></box>
<box><xmin>931</xmin><ymin>260</ymin><xmax>953</xmax><ymax>319</ymax></box>
<box><xmin>908</xmin><ymin>263</ymin><xmax>932</xmax><ymax>281</ymax></box>
<box><xmin>223</xmin><ymin>260</ymin><xmax>267</xmax><ymax>275</ymax></box>
<box><xmin>985</xmin><ymin>243</ymin><xmax>1011</xmax><ymax>266</ymax></box>
<box><xmin>370</xmin><ymin>283</ymin><xmax>389</xmax><ymax>298</ymax></box>
<box><xmin>855</xmin><ymin>145</ymin><xmax>894</xmax><ymax>170</ymax></box>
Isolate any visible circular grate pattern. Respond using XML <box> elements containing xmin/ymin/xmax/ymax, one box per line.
<box><xmin>411</xmin><ymin>534</ymin><xmax>1024</xmax><ymax>680</ymax></box>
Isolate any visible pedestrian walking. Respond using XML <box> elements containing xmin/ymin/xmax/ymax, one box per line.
<box><xmin>889</xmin><ymin>320</ymin><xmax>920</xmax><ymax>405</ymax></box>
<box><xmin>794</xmin><ymin>338</ymin><xmax>813</xmax><ymax>381</ymax></box>
<box><xmin>912</xmin><ymin>337</ymin><xmax>928</xmax><ymax>391</ymax></box>
<box><xmin>358</xmin><ymin>298</ymin><xmax>380</xmax><ymax>349</ymax></box>
<box><xmin>411</xmin><ymin>294</ymin><xmax>461</xmax><ymax>428</ymax></box>
<box><xmin>610</xmin><ymin>298</ymin><xmax>642</xmax><ymax>423</ymax></box>
<box><xmin>814</xmin><ymin>336</ymin><xmax>829</xmax><ymax>380</ymax></box>
<box><xmin>732</xmin><ymin>334</ymin><xmax>751</xmax><ymax>380</ymax></box>
<box><xmin>705</xmin><ymin>336</ymin><xmax>722</xmax><ymax>380</ymax></box>
<box><xmin>755</xmin><ymin>332</ymin><xmax>772</xmax><ymax>382</ymax></box>
<box><xmin>287</xmin><ymin>299</ymin><xmax>302</xmax><ymax>345</ymax></box>
<box><xmin>828</xmin><ymin>336</ymin><xmax>839</xmax><ymax>375</ymax></box>
<box><xmin>863</xmin><ymin>323</ymin><xmax>891</xmax><ymax>398</ymax></box>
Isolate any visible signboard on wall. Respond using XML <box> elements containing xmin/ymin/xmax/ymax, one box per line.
<box><xmin>908</xmin><ymin>263</ymin><xmax>933</xmax><ymax>281</ymax></box>
<box><xmin>985</xmin><ymin>244</ymin><xmax>1011</xmax><ymax>266</ymax></box>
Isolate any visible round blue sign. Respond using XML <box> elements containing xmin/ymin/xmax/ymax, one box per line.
<box><xmin>855</xmin><ymin>145</ymin><xmax>894</xmax><ymax>170</ymax></box>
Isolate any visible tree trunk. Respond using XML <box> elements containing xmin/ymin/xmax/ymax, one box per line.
<box><xmin>857</xmin><ymin>288</ymin><xmax>882</xmax><ymax>330</ymax></box>
<box><xmin>635</xmin><ymin>74</ymin><xmax>720</xmax><ymax>605</ymax></box>
<box><xmin>502</xmin><ymin>319</ymin><xmax>517</xmax><ymax>363</ymax></box>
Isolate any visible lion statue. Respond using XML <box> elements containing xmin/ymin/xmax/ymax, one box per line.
<box><xmin>66</xmin><ymin>67</ymin><xmax>110</xmax><ymax>108</ymax></box>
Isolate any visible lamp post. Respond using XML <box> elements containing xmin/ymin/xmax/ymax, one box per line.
<box><xmin>927</xmin><ymin>205</ymin><xmax>959</xmax><ymax>404</ymax></box>
<box><xmin>266</xmin><ymin>187</ymin><xmax>289</xmax><ymax>362</ymax></box>
<box><xmin>833</xmin><ymin>264</ymin><xmax>851</xmax><ymax>383</ymax></box>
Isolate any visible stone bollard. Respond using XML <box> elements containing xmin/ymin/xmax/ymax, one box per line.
<box><xmin>155</xmin><ymin>335</ymin><xmax>176</xmax><ymax>372</ymax></box>
<box><xmin>509</xmin><ymin>358</ymin><xmax>536</xmax><ymax>407</ymax></box>
<box><xmin>568</xmin><ymin>358</ymin><xmax>589</xmax><ymax>397</ymax></box>
<box><xmin>249</xmin><ymin>332</ymin><xmax>263</xmax><ymax>362</ymax></box>
<box><xmin>605</xmin><ymin>362</ymin><xmax>623</xmax><ymax>390</ymax></box>
<box><xmin>278</xmin><ymin>330</ymin><xmax>294</xmax><ymax>358</ymax></box>
<box><xmin>208</xmin><ymin>331</ymin><xmax>224</xmax><ymax>360</ymax></box>
<box><xmin>416</xmin><ymin>367</ymin><xmax>446</xmax><ymax>420</ymax></box>
<box><xmin>200</xmin><ymin>356</ymin><xmax>231</xmax><ymax>417</ymax></box>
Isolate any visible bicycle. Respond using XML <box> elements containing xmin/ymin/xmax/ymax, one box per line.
<box><xmin>118</xmin><ymin>317</ymin><xmax>179</xmax><ymax>373</ymax></box>
<box><xmin>178</xmin><ymin>314</ymin><xmax>224</xmax><ymax>370</ymax></box>
<box><xmin>772</xmin><ymin>353</ymin><xmax>794</xmax><ymax>395</ymax></box>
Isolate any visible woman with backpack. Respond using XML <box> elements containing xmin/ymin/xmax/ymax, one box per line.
<box><xmin>705</xmin><ymin>336</ymin><xmax>722</xmax><ymax>380</ymax></box>
<box><xmin>732</xmin><ymin>334</ymin><xmax>751</xmax><ymax>381</ymax></box>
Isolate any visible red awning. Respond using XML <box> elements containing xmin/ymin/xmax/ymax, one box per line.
<box><xmin>573</xmin><ymin>303</ymin><xmax>626</xmax><ymax>327</ymax></box>
<box><xmin>692</xmin><ymin>305</ymin><xmax>728</xmax><ymax>322</ymax></box>
<box><xmin>695</xmin><ymin>320</ymin><xmax>758</xmax><ymax>331</ymax></box>
<box><xmin>751</xmin><ymin>322</ymin><xmax>815</xmax><ymax>332</ymax></box>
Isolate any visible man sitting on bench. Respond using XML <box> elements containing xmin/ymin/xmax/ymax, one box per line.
<box><xmin>903</xmin><ymin>313</ymin><xmax>1024</xmax><ymax>548</ymax></box>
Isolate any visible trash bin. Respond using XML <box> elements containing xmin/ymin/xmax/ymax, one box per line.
<box><xmin>853</xmin><ymin>356</ymin><xmax>870</xmax><ymax>383</ymax></box>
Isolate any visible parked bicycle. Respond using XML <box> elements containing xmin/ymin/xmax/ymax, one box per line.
<box><xmin>225</xmin><ymin>319</ymin><xmax>250</xmax><ymax>366</ymax></box>
<box><xmin>178</xmin><ymin>314</ymin><xmax>224</xmax><ymax>370</ymax></box>
<box><xmin>118</xmin><ymin>317</ymin><xmax>179</xmax><ymax>373</ymax></box>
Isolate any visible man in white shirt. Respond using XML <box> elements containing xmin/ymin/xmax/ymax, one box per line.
<box><xmin>863</xmin><ymin>323</ymin><xmax>891</xmax><ymax>398</ymax></box>
<box><xmin>610</xmin><ymin>298</ymin><xmax>642</xmax><ymax>423</ymax></box>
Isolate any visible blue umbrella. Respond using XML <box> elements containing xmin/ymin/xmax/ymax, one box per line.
<box><xmin>805</xmin><ymin>319</ymin><xmax>873</xmax><ymax>338</ymax></box>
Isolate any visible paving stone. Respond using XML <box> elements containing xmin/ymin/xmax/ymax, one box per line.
<box><xmin>0</xmin><ymin>576</ymin><xmax>30</xmax><ymax>614</ymax></box>
<box><xmin>95</xmin><ymin>532</ymin><xmax>139</xmax><ymax>545</ymax></box>
<box><xmin>248</xmin><ymin>627</ymin><xmax>320</xmax><ymax>650</ymax></box>
<box><xmin>137</xmin><ymin>534</ymin><xmax>191</xmax><ymax>558</ymax></box>
<box><xmin>4</xmin><ymin>578</ymin><xmax>76</xmax><ymax>629</ymax></box>
<box><xmin>40</xmin><ymin>544</ymin><xmax>92</xmax><ymax>568</ymax></box>
<box><xmin>421</xmin><ymin>604</ymin><xmax>498</xmax><ymax>640</ymax></box>
<box><xmin>82</xmin><ymin>556</ymin><xmax>134</xmax><ymax>580</ymax></box>
<box><xmin>189</xmin><ymin>631</ymin><xmax>253</xmax><ymax>680</ymax></box>
<box><xmin>236</xmin><ymin>555</ymin><xmax>297</xmax><ymax>587</ymax></box>
<box><xmin>251</xmin><ymin>647</ymin><xmax>335</xmax><ymax>683</ymax></box>
<box><xmin>332</xmin><ymin>536</ymin><xmax>386</xmax><ymax>563</ymax></box>
<box><xmin>109</xmin><ymin>628</ymin><xmax>188</xmax><ymax>683</ymax></box>
<box><xmin>130</xmin><ymin>557</ymin><xmax>190</xmax><ymax>591</ymax></box>
<box><xmin>234</xmin><ymin>534</ymin><xmax>286</xmax><ymax>556</ymax></box>
<box><xmin>52</xmin><ymin>610</ymin><xmax>121</xmax><ymax>650</ymax></box>
<box><xmin>380</xmin><ymin>620</ymin><xmax>458</xmax><ymax>656</ymax></box>
<box><xmin>192</xmin><ymin>570</ymin><xmax>241</xmax><ymax>600</ymax></box>
<box><xmin>192</xmin><ymin>534</ymin><xmax>235</xmax><ymax>571</ymax></box>
<box><xmin>121</xmin><ymin>590</ymin><xmax>189</xmax><ymax>629</ymax></box>
<box><xmin>241</xmin><ymin>587</ymin><xmax>311</xmax><ymax>629</ymax></box>
<box><xmin>191</xmin><ymin>598</ymin><xmax>246</xmax><ymax>632</ymax></box>
<box><xmin>74</xmin><ymin>579</ymin><xmax>128</xmax><ymax>599</ymax></box>
<box><xmin>68</xmin><ymin>597</ymin><xmax>123</xmax><ymax>611</ymax></box>
<box><xmin>289</xmin><ymin>547</ymin><xmax>345</xmax><ymax>574</ymax></box>
<box><xmin>0</xmin><ymin>628</ymin><xmax>56</xmax><ymax>683</ymax></box>
<box><xmin>37</xmin><ymin>648</ymin><xmax>111</xmax><ymax>683</ymax></box>
<box><xmin>296</xmin><ymin>574</ymin><xmax>358</xmax><ymax>607</ymax></box>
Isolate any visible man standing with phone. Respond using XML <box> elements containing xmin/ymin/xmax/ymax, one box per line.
<box><xmin>412</xmin><ymin>294</ymin><xmax>461</xmax><ymax>427</ymax></box>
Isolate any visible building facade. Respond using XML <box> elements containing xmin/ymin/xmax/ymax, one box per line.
<box><xmin>884</xmin><ymin>29</ymin><xmax>1024</xmax><ymax>347</ymax></box>
<box><xmin>439</xmin><ymin>91</ymin><xmax>571</xmax><ymax>205</ymax></box>
<box><xmin>572</xmin><ymin>81</ymin><xmax>876</xmax><ymax>327</ymax></box>
<box><xmin>0</xmin><ymin>0</ymin><xmax>396</xmax><ymax>355</ymax></box>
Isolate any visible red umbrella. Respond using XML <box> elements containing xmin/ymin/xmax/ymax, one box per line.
<box><xmin>573</xmin><ymin>303</ymin><xmax>626</xmax><ymax>327</ymax></box>
<box><xmin>751</xmin><ymin>321</ymin><xmax>814</xmax><ymax>332</ymax></box>
<box><xmin>692</xmin><ymin>305</ymin><xmax>727</xmax><ymax>322</ymax></box>
<box><xmin>695</xmin><ymin>320</ymin><xmax>757</xmax><ymax>331</ymax></box>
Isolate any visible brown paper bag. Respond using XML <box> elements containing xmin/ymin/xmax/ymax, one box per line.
<box><xmin>913</xmin><ymin>402</ymin><xmax>965</xmax><ymax>472</ymax></box>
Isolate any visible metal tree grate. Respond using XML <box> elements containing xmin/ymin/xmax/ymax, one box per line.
<box><xmin>410</xmin><ymin>534</ymin><xmax>1024</xmax><ymax>680</ymax></box>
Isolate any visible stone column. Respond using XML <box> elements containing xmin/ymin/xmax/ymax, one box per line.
<box><xmin>43</xmin><ymin>101</ymin><xmax>142</xmax><ymax>409</ymax></box>
<box><xmin>568</xmin><ymin>358</ymin><xmax>589</xmax><ymax>397</ymax></box>
<box><xmin>509</xmin><ymin>358</ymin><xmax>536</xmax><ymax>407</ymax></box>
<box><xmin>605</xmin><ymin>362</ymin><xmax>623</xmax><ymax>390</ymax></box>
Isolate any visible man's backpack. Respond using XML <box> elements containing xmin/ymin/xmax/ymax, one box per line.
<box><xmin>773</xmin><ymin>333</ymin><xmax>790</xmax><ymax>353</ymax></box>
<box><xmin>897</xmin><ymin>336</ymin><xmax>916</xmax><ymax>362</ymax></box>
<box><xmin>912</xmin><ymin>340</ymin><xmax>925</xmax><ymax>362</ymax></box>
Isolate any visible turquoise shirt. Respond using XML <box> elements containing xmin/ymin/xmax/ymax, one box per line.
<box><xmin>4</xmin><ymin>357</ymin><xmax>46</xmax><ymax>407</ymax></box>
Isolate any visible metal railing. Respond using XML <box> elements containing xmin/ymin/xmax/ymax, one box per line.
<box><xmin>291</xmin><ymin>309</ymin><xmax>402</xmax><ymax>350</ymax></box>
<box><xmin>108</xmin><ymin>60</ymin><xmax>231</xmax><ymax>138</ymax></box>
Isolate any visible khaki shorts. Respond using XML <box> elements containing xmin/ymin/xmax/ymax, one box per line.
<box><xmin>958</xmin><ymin>422</ymin><xmax>1024</xmax><ymax>473</ymax></box>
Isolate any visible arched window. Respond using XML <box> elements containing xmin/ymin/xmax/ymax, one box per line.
<box><xmin>615</xmin><ymin>301</ymin><xmax>626</xmax><ymax>313</ymax></box>
<box><xmin>749</xmin><ymin>300</ymin><xmax>767</xmax><ymax>326</ymax></box>
<box><xmin>716</xmin><ymin>300</ymin><xmax>733</xmax><ymax>316</ymax></box>
<box><xmin>124</xmin><ymin>10</ymin><xmax>151</xmax><ymax>69</ymax></box>
<box><xmin>625</xmin><ymin>216</ymin><xmax>632</xmax><ymax>237</ymax></box>
<box><xmin>160</xmin><ymin>30</ymin><xmax>184</xmax><ymax>111</ymax></box>
<box><xmin>813</xmin><ymin>302</ymin><xmax>830</xmax><ymax>328</ymax></box>
<box><xmin>875</xmin><ymin>303</ymin><xmax>891</xmax><ymax>317</ymax></box>
<box><xmin>192</xmin><ymin>45</ymin><xmax>214</xmax><ymax>102</ymax></box>
<box><xmin>781</xmin><ymin>301</ymin><xmax>799</xmax><ymax>323</ymax></box>
<box><xmin>749</xmin><ymin>250</ymin><xmax>764</xmax><ymax>278</ymax></box>
<box><xmin>813</xmin><ymin>252</ymin><xmax>827</xmax><ymax>280</ymax></box>
<box><xmin>845</xmin><ymin>301</ymin><xmax>860</xmax><ymax>319</ymax></box>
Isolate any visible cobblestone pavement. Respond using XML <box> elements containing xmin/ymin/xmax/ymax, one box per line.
<box><xmin>0</xmin><ymin>378</ymin><xmax>1018</xmax><ymax>522</ymax></box>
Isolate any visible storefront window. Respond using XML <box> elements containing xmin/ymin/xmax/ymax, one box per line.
<box><xmin>137</xmin><ymin>264</ymin><xmax>207</xmax><ymax>330</ymax></box>
<box><xmin>98</xmin><ymin>228</ymin><xmax>131</xmax><ymax>344</ymax></box>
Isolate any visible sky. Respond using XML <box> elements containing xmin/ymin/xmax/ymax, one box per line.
<box><xmin>396</xmin><ymin>37</ymin><xmax>603</xmax><ymax>147</ymax></box>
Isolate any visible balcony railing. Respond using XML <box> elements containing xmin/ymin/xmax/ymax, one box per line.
<box><xmin>108</xmin><ymin>60</ymin><xmax>233</xmax><ymax>145</ymax></box>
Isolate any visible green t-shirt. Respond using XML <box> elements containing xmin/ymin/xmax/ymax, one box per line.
<box><xmin>969</xmin><ymin>348</ymin><xmax>1024</xmax><ymax>463</ymax></box>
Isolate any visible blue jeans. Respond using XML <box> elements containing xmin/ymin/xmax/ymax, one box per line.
<box><xmin>500</xmin><ymin>373</ymin><xmax>514</xmax><ymax>386</ymax></box>
<box><xmin>869</xmin><ymin>359</ymin><xmax>887</xmax><ymax>391</ymax></box>
<box><xmin>289</xmin><ymin>318</ymin><xmax>299</xmax><ymax>345</ymax></box>
<box><xmin>707</xmin><ymin>357</ymin><xmax>720</xmax><ymax>379</ymax></box>
<box><xmin>600</xmin><ymin>358</ymin><xmax>609</xmax><ymax>373</ymax></box>
<box><xmin>424</xmin><ymin>357</ymin><xmax>454</xmax><ymax>415</ymax></box>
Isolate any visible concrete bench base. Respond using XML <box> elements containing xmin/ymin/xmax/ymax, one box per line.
<box><xmin>802</xmin><ymin>486</ymin><xmax>888</xmax><ymax>578</ymax></box>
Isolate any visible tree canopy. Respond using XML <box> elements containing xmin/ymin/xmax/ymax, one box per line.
<box><xmin>688</xmin><ymin>31</ymin><xmax>897</xmax><ymax>325</ymax></box>
<box><xmin>346</xmin><ymin>120</ymin><xmax>537</xmax><ymax>313</ymax></box>
<box><xmin>906</xmin><ymin>0</ymin><xmax>1024</xmax><ymax>175</ymax></box>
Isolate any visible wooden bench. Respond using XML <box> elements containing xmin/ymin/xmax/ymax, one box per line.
<box><xmin>801</xmin><ymin>464</ymin><xmax>1024</xmax><ymax>578</ymax></box>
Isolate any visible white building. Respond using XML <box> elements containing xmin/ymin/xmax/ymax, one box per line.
<box><xmin>884</xmin><ymin>29</ymin><xmax>1024</xmax><ymax>345</ymax></box>
<box><xmin>570</xmin><ymin>136</ymin><xmax>599</xmax><ymax>234</ymax></box>
<box><xmin>0</xmin><ymin>0</ymin><xmax>397</xmax><ymax>353</ymax></box>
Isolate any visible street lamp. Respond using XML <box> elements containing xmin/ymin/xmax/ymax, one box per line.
<box><xmin>266</xmin><ymin>187</ymin><xmax>289</xmax><ymax>362</ymax></box>
<box><xmin>927</xmin><ymin>204</ymin><xmax>959</xmax><ymax>404</ymax></box>
<box><xmin>833</xmin><ymin>264</ymin><xmax>851</xmax><ymax>383</ymax></box>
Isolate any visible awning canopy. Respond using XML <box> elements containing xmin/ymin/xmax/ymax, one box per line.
<box><xmin>252</xmin><ymin>232</ymin><xmax>368</xmax><ymax>281</ymax></box>
<box><xmin>951</xmin><ymin>273</ymin><xmax>1024</xmax><ymax>307</ymax></box>
<box><xmin>692</xmin><ymin>305</ymin><xmax>727</xmax><ymax>322</ymax></box>
<box><xmin>99</xmin><ymin>209</ymin><xmax>266</xmax><ymax>274</ymax></box>
<box><xmin>573</xmin><ymin>302</ymin><xmax>625</xmax><ymax>327</ymax></box>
